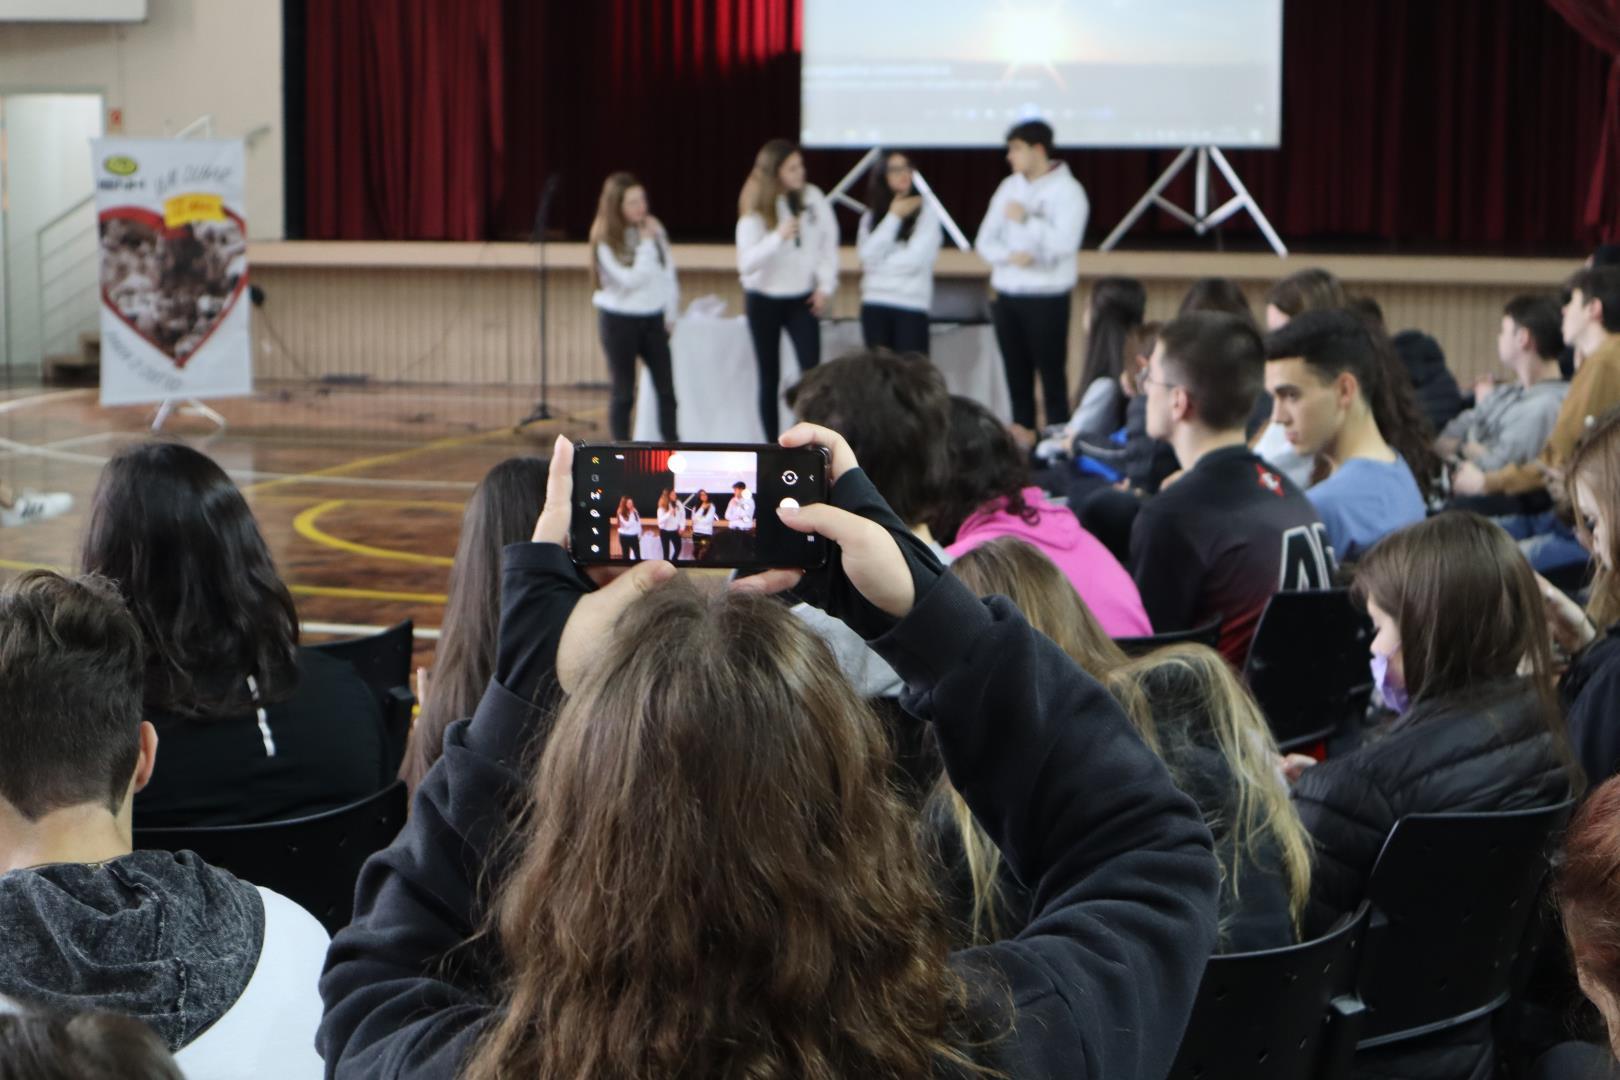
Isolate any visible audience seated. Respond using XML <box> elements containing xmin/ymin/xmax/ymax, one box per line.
<box><xmin>1286</xmin><ymin>512</ymin><xmax>1577</xmax><ymax>1078</ymax></box>
<box><xmin>1545</xmin><ymin>408</ymin><xmax>1620</xmax><ymax>785</ymax></box>
<box><xmin>400</xmin><ymin>456</ymin><xmax>547</xmax><ymax>793</ymax></box>
<box><xmin>0</xmin><ymin>571</ymin><xmax>328</xmax><ymax>1078</ymax></box>
<box><xmin>80</xmin><ymin>442</ymin><xmax>390</xmax><ymax>827</ymax></box>
<box><xmin>784</xmin><ymin>349</ymin><xmax>952</xmax><ymax>697</ymax></box>
<box><xmin>1104</xmin><ymin>644</ymin><xmax>1309</xmax><ymax>953</ymax></box>
<box><xmin>1455</xmin><ymin>267</ymin><xmax>1620</xmax><ymax>576</ymax></box>
<box><xmin>316</xmin><ymin>430</ymin><xmax>1219</xmax><ymax>1079</ymax></box>
<box><xmin>932</xmin><ymin>537</ymin><xmax>1130</xmax><ymax>944</ymax></box>
<box><xmin>938</xmin><ymin>537</ymin><xmax>1307</xmax><ymax>955</ymax></box>
<box><xmin>1265</xmin><ymin>309</ymin><xmax>1430</xmax><ymax>561</ymax></box>
<box><xmin>1066</xmin><ymin>321</ymin><xmax>1180</xmax><ymax>497</ymax></box>
<box><xmin>1130</xmin><ymin>311</ymin><xmax>1334</xmax><ymax>665</ymax></box>
<box><xmin>1255</xmin><ymin>268</ymin><xmax>1351</xmax><ymax>487</ymax></box>
<box><xmin>1391</xmin><ymin>328</ymin><xmax>1466</xmax><ymax>433</ymax></box>
<box><xmin>1066</xmin><ymin>275</ymin><xmax>1145</xmax><ymax>444</ymax></box>
<box><xmin>0</xmin><ymin>1001</ymin><xmax>184</xmax><ymax>1080</ymax></box>
<box><xmin>933</xmin><ymin>395</ymin><xmax>1151</xmax><ymax>636</ymax></box>
<box><xmin>1439</xmin><ymin>294</ymin><xmax>1569</xmax><ymax>489</ymax></box>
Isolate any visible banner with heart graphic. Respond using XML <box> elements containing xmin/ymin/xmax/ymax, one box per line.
<box><xmin>92</xmin><ymin>137</ymin><xmax>252</xmax><ymax>407</ymax></box>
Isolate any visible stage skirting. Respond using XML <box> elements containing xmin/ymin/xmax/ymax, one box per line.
<box><xmin>249</xmin><ymin>243</ymin><xmax>1575</xmax><ymax>392</ymax></box>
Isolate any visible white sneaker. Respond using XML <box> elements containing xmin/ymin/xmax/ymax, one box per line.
<box><xmin>0</xmin><ymin>490</ymin><xmax>73</xmax><ymax>527</ymax></box>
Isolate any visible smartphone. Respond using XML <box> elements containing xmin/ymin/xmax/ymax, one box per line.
<box><xmin>571</xmin><ymin>441</ymin><xmax>831</xmax><ymax>569</ymax></box>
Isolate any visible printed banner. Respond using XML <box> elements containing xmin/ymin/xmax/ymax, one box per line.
<box><xmin>92</xmin><ymin>137</ymin><xmax>251</xmax><ymax>406</ymax></box>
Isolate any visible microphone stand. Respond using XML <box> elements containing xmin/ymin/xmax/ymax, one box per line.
<box><xmin>515</xmin><ymin>176</ymin><xmax>594</xmax><ymax>432</ymax></box>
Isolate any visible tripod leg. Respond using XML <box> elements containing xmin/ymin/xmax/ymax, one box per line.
<box><xmin>1099</xmin><ymin>147</ymin><xmax>1195</xmax><ymax>251</ymax></box>
<box><xmin>1209</xmin><ymin>147</ymin><xmax>1288</xmax><ymax>257</ymax></box>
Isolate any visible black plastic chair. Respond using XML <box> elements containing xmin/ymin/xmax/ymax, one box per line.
<box><xmin>1168</xmin><ymin>903</ymin><xmax>1370</xmax><ymax>1080</ymax></box>
<box><xmin>311</xmin><ymin>619</ymin><xmax>415</xmax><ymax>775</ymax></box>
<box><xmin>1242</xmin><ymin>589</ymin><xmax>1373</xmax><ymax>752</ymax></box>
<box><xmin>1355</xmin><ymin>801</ymin><xmax>1575</xmax><ymax>1052</ymax></box>
<box><xmin>135</xmin><ymin>780</ymin><xmax>409</xmax><ymax>936</ymax></box>
<box><xmin>1114</xmin><ymin>616</ymin><xmax>1223</xmax><ymax>658</ymax></box>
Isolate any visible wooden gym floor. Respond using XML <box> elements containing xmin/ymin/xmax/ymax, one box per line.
<box><xmin>0</xmin><ymin>383</ymin><xmax>609</xmax><ymax>666</ymax></box>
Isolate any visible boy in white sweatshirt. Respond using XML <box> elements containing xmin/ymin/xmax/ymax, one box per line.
<box><xmin>975</xmin><ymin>120</ymin><xmax>1089</xmax><ymax>431</ymax></box>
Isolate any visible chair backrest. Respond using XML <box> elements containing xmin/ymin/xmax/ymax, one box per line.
<box><xmin>1168</xmin><ymin>903</ymin><xmax>1371</xmax><ymax>1080</ymax></box>
<box><xmin>1114</xmin><ymin>616</ymin><xmax>1223</xmax><ymax>658</ymax></box>
<box><xmin>311</xmin><ymin>620</ymin><xmax>415</xmax><ymax>774</ymax></box>
<box><xmin>1243</xmin><ymin>589</ymin><xmax>1373</xmax><ymax>751</ymax></box>
<box><xmin>134</xmin><ymin>780</ymin><xmax>409</xmax><ymax>936</ymax></box>
<box><xmin>1356</xmin><ymin>800</ymin><xmax>1575</xmax><ymax>1049</ymax></box>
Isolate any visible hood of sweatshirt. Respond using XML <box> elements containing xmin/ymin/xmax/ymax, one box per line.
<box><xmin>0</xmin><ymin>849</ymin><xmax>263</xmax><ymax>1051</ymax></box>
<box><xmin>954</xmin><ymin>488</ymin><xmax>1084</xmax><ymax>553</ymax></box>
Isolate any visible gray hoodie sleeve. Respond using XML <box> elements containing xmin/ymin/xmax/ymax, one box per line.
<box><xmin>1473</xmin><ymin>384</ymin><xmax>1568</xmax><ymax>472</ymax></box>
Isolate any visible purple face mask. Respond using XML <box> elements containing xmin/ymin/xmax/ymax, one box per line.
<box><xmin>1371</xmin><ymin>652</ymin><xmax>1409</xmax><ymax>715</ymax></box>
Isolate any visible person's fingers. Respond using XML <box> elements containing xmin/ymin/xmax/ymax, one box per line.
<box><xmin>595</xmin><ymin>558</ymin><xmax>676</xmax><ymax>604</ymax></box>
<box><xmin>775</xmin><ymin>500</ymin><xmax>869</xmax><ymax>545</ymax></box>
<box><xmin>729</xmin><ymin>568</ymin><xmax>805</xmax><ymax>596</ymax></box>
<box><xmin>556</xmin><ymin>560</ymin><xmax>676</xmax><ymax>691</ymax></box>
<box><xmin>778</xmin><ymin>422</ymin><xmax>857</xmax><ymax>479</ymax></box>
<box><xmin>533</xmin><ymin>435</ymin><xmax>576</xmax><ymax>544</ymax></box>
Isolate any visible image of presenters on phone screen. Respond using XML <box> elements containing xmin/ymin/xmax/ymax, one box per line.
<box><xmin>571</xmin><ymin>443</ymin><xmax>830</xmax><ymax>569</ymax></box>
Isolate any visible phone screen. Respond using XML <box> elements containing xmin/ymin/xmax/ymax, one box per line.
<box><xmin>571</xmin><ymin>442</ymin><xmax>831</xmax><ymax>569</ymax></box>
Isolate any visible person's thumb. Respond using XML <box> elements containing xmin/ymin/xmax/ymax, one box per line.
<box><xmin>776</xmin><ymin>501</ymin><xmax>860</xmax><ymax>544</ymax></box>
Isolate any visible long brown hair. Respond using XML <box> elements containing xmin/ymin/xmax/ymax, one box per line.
<box><xmin>1570</xmin><ymin>406</ymin><xmax>1620</xmax><ymax>629</ymax></box>
<box><xmin>738</xmin><ymin>138</ymin><xmax>800</xmax><ymax>229</ymax></box>
<box><xmin>1105</xmin><ymin>645</ymin><xmax>1313</xmax><ymax>938</ymax></box>
<box><xmin>588</xmin><ymin>171</ymin><xmax>643</xmax><ymax>291</ymax></box>
<box><xmin>943</xmin><ymin>539</ymin><xmax>1126</xmax><ymax>942</ymax></box>
<box><xmin>463</xmin><ymin>579</ymin><xmax>985</xmax><ymax>1078</ymax></box>
<box><xmin>1353</xmin><ymin>512</ymin><xmax>1566</xmax><ymax>751</ymax></box>
<box><xmin>401</xmin><ymin>457</ymin><xmax>547</xmax><ymax>793</ymax></box>
<box><xmin>1265</xmin><ymin>267</ymin><xmax>1347</xmax><ymax>319</ymax></box>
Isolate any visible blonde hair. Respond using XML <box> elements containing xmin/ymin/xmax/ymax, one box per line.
<box><xmin>1104</xmin><ymin>645</ymin><xmax>1313</xmax><ymax>938</ymax></box>
<box><xmin>1571</xmin><ymin>407</ymin><xmax>1620</xmax><ymax>630</ymax></box>
<box><xmin>738</xmin><ymin>138</ymin><xmax>799</xmax><ymax>229</ymax></box>
<box><xmin>943</xmin><ymin>539</ymin><xmax>1128</xmax><ymax>942</ymax></box>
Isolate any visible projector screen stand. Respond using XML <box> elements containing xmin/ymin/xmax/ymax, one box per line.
<box><xmin>1099</xmin><ymin>146</ymin><xmax>1287</xmax><ymax>257</ymax></box>
<box><xmin>825</xmin><ymin>148</ymin><xmax>973</xmax><ymax>252</ymax></box>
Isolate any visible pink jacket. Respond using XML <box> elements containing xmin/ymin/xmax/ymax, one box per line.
<box><xmin>945</xmin><ymin>487</ymin><xmax>1153</xmax><ymax>637</ymax></box>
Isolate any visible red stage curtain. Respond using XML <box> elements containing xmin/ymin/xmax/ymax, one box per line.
<box><xmin>303</xmin><ymin>0</ymin><xmax>504</xmax><ymax>240</ymax></box>
<box><xmin>1547</xmin><ymin>0</ymin><xmax>1620</xmax><ymax>242</ymax></box>
<box><xmin>302</xmin><ymin>0</ymin><xmax>1610</xmax><ymax>252</ymax></box>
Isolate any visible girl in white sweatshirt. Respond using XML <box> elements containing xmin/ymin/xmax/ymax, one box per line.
<box><xmin>687</xmin><ymin>490</ymin><xmax>718</xmax><ymax>562</ymax></box>
<box><xmin>856</xmin><ymin>150</ymin><xmax>942</xmax><ymax>357</ymax></box>
<box><xmin>591</xmin><ymin>172</ymin><xmax>679</xmax><ymax>441</ymax></box>
<box><xmin>735</xmin><ymin>139</ymin><xmax>838</xmax><ymax>441</ymax></box>
<box><xmin>615</xmin><ymin>497</ymin><xmax>643</xmax><ymax>563</ymax></box>
<box><xmin>973</xmin><ymin>120</ymin><xmax>1089</xmax><ymax>431</ymax></box>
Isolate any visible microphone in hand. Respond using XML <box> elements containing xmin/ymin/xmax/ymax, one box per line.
<box><xmin>786</xmin><ymin>190</ymin><xmax>803</xmax><ymax>247</ymax></box>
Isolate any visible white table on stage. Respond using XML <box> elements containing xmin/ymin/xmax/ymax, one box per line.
<box><xmin>633</xmin><ymin>317</ymin><xmax>1011</xmax><ymax>442</ymax></box>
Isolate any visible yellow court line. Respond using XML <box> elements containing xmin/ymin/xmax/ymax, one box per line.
<box><xmin>254</xmin><ymin>495</ymin><xmax>467</xmax><ymax>511</ymax></box>
<box><xmin>293</xmin><ymin>500</ymin><xmax>457</xmax><ymax>567</ymax></box>
<box><xmin>240</xmin><ymin>427</ymin><xmax>512</xmax><ymax>496</ymax></box>
<box><xmin>0</xmin><ymin>557</ymin><xmax>446</xmax><ymax>605</ymax></box>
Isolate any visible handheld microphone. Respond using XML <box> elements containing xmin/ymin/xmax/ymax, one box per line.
<box><xmin>786</xmin><ymin>189</ymin><xmax>803</xmax><ymax>247</ymax></box>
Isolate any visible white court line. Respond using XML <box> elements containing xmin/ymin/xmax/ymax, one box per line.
<box><xmin>304</xmin><ymin>620</ymin><xmax>442</xmax><ymax>641</ymax></box>
<box><xmin>0</xmin><ymin>390</ymin><xmax>479</xmax><ymax>490</ymax></box>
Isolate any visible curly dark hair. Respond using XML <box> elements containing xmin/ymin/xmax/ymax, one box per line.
<box><xmin>930</xmin><ymin>396</ymin><xmax>1039</xmax><ymax>545</ymax></box>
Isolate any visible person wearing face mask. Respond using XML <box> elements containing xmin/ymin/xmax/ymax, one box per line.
<box><xmin>1281</xmin><ymin>512</ymin><xmax>1579</xmax><ymax>1079</ymax></box>
<box><xmin>1543</xmin><ymin>407</ymin><xmax>1620</xmax><ymax>787</ymax></box>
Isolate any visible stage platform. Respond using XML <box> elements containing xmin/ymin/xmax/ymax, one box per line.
<box><xmin>250</xmin><ymin>241</ymin><xmax>1576</xmax><ymax>391</ymax></box>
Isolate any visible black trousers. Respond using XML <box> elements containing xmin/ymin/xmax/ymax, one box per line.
<box><xmin>860</xmin><ymin>302</ymin><xmax>931</xmax><ymax>356</ymax></box>
<box><xmin>744</xmin><ymin>291</ymin><xmax>820</xmax><ymax>441</ymax></box>
<box><xmin>991</xmin><ymin>293</ymin><xmax>1073</xmax><ymax>429</ymax></box>
<box><xmin>599</xmin><ymin>310</ymin><xmax>678</xmax><ymax>441</ymax></box>
<box><xmin>619</xmin><ymin>531</ymin><xmax>642</xmax><ymax>561</ymax></box>
<box><xmin>660</xmin><ymin>528</ymin><xmax>680</xmax><ymax>560</ymax></box>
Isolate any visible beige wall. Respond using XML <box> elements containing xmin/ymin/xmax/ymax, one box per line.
<box><xmin>248</xmin><ymin>244</ymin><xmax>1576</xmax><ymax>393</ymax></box>
<box><xmin>0</xmin><ymin>0</ymin><xmax>284</xmax><ymax>237</ymax></box>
